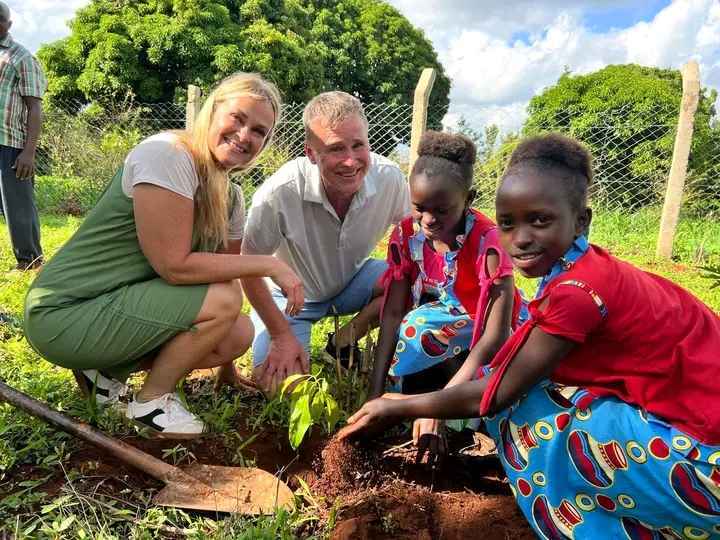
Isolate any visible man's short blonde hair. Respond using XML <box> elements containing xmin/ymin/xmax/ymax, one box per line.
<box><xmin>303</xmin><ymin>91</ymin><xmax>368</xmax><ymax>138</ymax></box>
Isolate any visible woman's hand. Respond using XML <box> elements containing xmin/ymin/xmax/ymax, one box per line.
<box><xmin>337</xmin><ymin>396</ymin><xmax>404</xmax><ymax>440</ymax></box>
<box><xmin>269</xmin><ymin>260</ymin><xmax>305</xmax><ymax>316</ymax></box>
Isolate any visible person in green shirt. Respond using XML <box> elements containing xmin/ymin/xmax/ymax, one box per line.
<box><xmin>24</xmin><ymin>72</ymin><xmax>304</xmax><ymax>439</ymax></box>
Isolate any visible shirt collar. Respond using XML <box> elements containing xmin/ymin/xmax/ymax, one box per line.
<box><xmin>534</xmin><ymin>235</ymin><xmax>590</xmax><ymax>299</ymax></box>
<box><xmin>0</xmin><ymin>34</ymin><xmax>13</xmax><ymax>49</ymax></box>
<box><xmin>411</xmin><ymin>210</ymin><xmax>475</xmax><ymax>249</ymax></box>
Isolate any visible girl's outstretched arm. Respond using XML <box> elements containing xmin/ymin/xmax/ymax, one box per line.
<box><xmin>448</xmin><ymin>250</ymin><xmax>514</xmax><ymax>387</ymax></box>
<box><xmin>340</xmin><ymin>325</ymin><xmax>576</xmax><ymax>440</ymax></box>
<box><xmin>368</xmin><ymin>275</ymin><xmax>410</xmax><ymax>399</ymax></box>
<box><xmin>411</xmin><ymin>250</ymin><xmax>514</xmax><ymax>449</ymax></box>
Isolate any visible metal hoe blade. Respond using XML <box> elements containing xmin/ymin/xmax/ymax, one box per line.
<box><xmin>154</xmin><ymin>464</ymin><xmax>295</xmax><ymax>514</ymax></box>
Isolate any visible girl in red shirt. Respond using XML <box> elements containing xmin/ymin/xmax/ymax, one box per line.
<box><xmin>368</xmin><ymin>130</ymin><xmax>517</xmax><ymax>452</ymax></box>
<box><xmin>342</xmin><ymin>133</ymin><xmax>720</xmax><ymax>537</ymax></box>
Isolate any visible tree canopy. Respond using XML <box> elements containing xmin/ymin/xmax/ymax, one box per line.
<box><xmin>38</xmin><ymin>0</ymin><xmax>450</xmax><ymax>115</ymax></box>
<box><xmin>522</xmin><ymin>64</ymin><xmax>719</xmax><ymax>210</ymax></box>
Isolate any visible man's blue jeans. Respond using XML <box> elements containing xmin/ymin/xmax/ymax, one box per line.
<box><xmin>250</xmin><ymin>258</ymin><xmax>387</xmax><ymax>367</ymax></box>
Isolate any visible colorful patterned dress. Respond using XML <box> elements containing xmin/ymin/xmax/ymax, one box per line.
<box><xmin>381</xmin><ymin>209</ymin><xmax>514</xmax><ymax>388</ymax></box>
<box><xmin>480</xmin><ymin>237</ymin><xmax>720</xmax><ymax>539</ymax></box>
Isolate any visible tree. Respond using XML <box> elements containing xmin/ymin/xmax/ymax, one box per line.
<box><xmin>38</xmin><ymin>0</ymin><xmax>450</xmax><ymax>117</ymax></box>
<box><xmin>522</xmin><ymin>64</ymin><xmax>720</xmax><ymax>211</ymax></box>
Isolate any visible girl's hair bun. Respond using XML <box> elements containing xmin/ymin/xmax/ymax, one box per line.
<box><xmin>418</xmin><ymin>131</ymin><xmax>476</xmax><ymax>166</ymax></box>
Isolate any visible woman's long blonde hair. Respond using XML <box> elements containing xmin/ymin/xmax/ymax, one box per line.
<box><xmin>175</xmin><ymin>72</ymin><xmax>282</xmax><ymax>250</ymax></box>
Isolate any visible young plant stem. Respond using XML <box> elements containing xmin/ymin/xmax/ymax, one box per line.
<box><xmin>348</xmin><ymin>323</ymin><xmax>355</xmax><ymax>370</ymax></box>
<box><xmin>332</xmin><ymin>306</ymin><xmax>342</xmax><ymax>379</ymax></box>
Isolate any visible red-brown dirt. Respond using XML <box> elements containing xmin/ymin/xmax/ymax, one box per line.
<box><xmin>3</xmin><ymin>409</ymin><xmax>533</xmax><ymax>539</ymax></box>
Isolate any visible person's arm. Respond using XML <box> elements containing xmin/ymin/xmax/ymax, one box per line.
<box><xmin>133</xmin><ymin>184</ymin><xmax>304</xmax><ymax>313</ymax></box>
<box><xmin>240</xmin><ymin>257</ymin><xmax>309</xmax><ymax>394</ymax></box>
<box><xmin>446</xmin><ymin>251</ymin><xmax>514</xmax><ymax>387</ymax></box>
<box><xmin>13</xmin><ymin>97</ymin><xmax>42</xmax><ymax>180</ymax></box>
<box><xmin>368</xmin><ymin>276</ymin><xmax>411</xmax><ymax>399</ymax></box>
<box><xmin>339</xmin><ymin>325</ymin><xmax>575</xmax><ymax>439</ymax></box>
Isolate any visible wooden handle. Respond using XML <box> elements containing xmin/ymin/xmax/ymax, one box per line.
<box><xmin>0</xmin><ymin>380</ymin><xmax>178</xmax><ymax>481</ymax></box>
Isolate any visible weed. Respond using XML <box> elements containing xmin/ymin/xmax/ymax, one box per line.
<box><xmin>161</xmin><ymin>444</ymin><xmax>197</xmax><ymax>466</ymax></box>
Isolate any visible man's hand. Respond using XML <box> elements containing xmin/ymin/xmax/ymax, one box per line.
<box><xmin>252</xmin><ymin>331</ymin><xmax>309</xmax><ymax>395</ymax></box>
<box><xmin>13</xmin><ymin>149</ymin><xmax>35</xmax><ymax>180</ymax></box>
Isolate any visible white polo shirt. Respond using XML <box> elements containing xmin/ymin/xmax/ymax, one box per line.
<box><xmin>243</xmin><ymin>153</ymin><xmax>410</xmax><ymax>302</ymax></box>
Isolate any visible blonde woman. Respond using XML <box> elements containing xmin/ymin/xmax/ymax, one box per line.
<box><xmin>24</xmin><ymin>73</ymin><xmax>303</xmax><ymax>438</ymax></box>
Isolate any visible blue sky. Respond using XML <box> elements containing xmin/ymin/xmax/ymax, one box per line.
<box><xmin>583</xmin><ymin>0</ymin><xmax>672</xmax><ymax>33</ymax></box>
<box><xmin>9</xmin><ymin>0</ymin><xmax>720</xmax><ymax>131</ymax></box>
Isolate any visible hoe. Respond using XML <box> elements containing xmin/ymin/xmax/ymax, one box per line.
<box><xmin>0</xmin><ymin>380</ymin><xmax>294</xmax><ymax>514</ymax></box>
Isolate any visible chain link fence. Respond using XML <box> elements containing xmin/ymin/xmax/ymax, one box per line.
<box><xmin>468</xmin><ymin>103</ymin><xmax>720</xmax><ymax>217</ymax></box>
<box><xmin>36</xmin><ymin>95</ymin><xmax>719</xmax><ymax>218</ymax></box>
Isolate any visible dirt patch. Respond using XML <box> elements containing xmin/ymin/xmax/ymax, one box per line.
<box><xmin>312</xmin><ymin>438</ymin><xmax>380</xmax><ymax>499</ymax></box>
<box><xmin>309</xmin><ymin>433</ymin><xmax>532</xmax><ymax>540</ymax></box>
<box><xmin>3</xmin><ymin>407</ymin><xmax>533</xmax><ymax>538</ymax></box>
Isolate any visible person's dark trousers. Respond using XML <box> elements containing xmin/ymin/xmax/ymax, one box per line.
<box><xmin>0</xmin><ymin>145</ymin><xmax>42</xmax><ymax>268</ymax></box>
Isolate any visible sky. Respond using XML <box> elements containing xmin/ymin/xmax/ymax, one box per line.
<box><xmin>8</xmin><ymin>0</ymin><xmax>720</xmax><ymax>132</ymax></box>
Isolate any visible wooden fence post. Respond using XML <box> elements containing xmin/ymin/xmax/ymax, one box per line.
<box><xmin>409</xmin><ymin>68</ymin><xmax>437</xmax><ymax>175</ymax></box>
<box><xmin>185</xmin><ymin>85</ymin><xmax>202</xmax><ymax>130</ymax></box>
<box><xmin>656</xmin><ymin>61</ymin><xmax>700</xmax><ymax>259</ymax></box>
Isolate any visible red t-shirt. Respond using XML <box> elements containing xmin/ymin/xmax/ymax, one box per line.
<box><xmin>480</xmin><ymin>245</ymin><xmax>720</xmax><ymax>445</ymax></box>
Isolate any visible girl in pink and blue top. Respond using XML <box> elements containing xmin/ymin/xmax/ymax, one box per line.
<box><xmin>368</xmin><ymin>131</ymin><xmax>518</xmax><ymax>447</ymax></box>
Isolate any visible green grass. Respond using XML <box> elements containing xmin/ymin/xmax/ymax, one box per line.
<box><xmin>0</xmin><ymin>207</ymin><xmax>718</xmax><ymax>537</ymax></box>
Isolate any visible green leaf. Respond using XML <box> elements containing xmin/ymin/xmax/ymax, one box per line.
<box><xmin>324</xmin><ymin>395</ymin><xmax>342</xmax><ymax>433</ymax></box>
<box><xmin>310</xmin><ymin>390</ymin><xmax>325</xmax><ymax>421</ymax></box>
<box><xmin>58</xmin><ymin>515</ymin><xmax>76</xmax><ymax>532</ymax></box>
<box><xmin>280</xmin><ymin>374</ymin><xmax>310</xmax><ymax>398</ymax></box>
<box><xmin>288</xmin><ymin>393</ymin><xmax>312</xmax><ymax>450</ymax></box>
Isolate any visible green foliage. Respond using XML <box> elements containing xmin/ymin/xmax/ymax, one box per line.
<box><xmin>700</xmin><ymin>265</ymin><xmax>720</xmax><ymax>289</ymax></box>
<box><xmin>34</xmin><ymin>175</ymin><xmax>104</xmax><ymax>215</ymax></box>
<box><xmin>38</xmin><ymin>99</ymin><xmax>145</xmax><ymax>202</ymax></box>
<box><xmin>280</xmin><ymin>365</ymin><xmax>342</xmax><ymax>450</ymax></box>
<box><xmin>38</xmin><ymin>0</ymin><xmax>450</xmax><ymax>122</ymax></box>
<box><xmin>522</xmin><ymin>64</ymin><xmax>720</xmax><ymax>211</ymax></box>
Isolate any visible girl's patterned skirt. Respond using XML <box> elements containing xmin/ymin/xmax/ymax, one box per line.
<box><xmin>482</xmin><ymin>375</ymin><xmax>720</xmax><ymax>539</ymax></box>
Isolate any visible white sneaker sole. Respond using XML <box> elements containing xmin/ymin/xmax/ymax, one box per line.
<box><xmin>128</xmin><ymin>419</ymin><xmax>206</xmax><ymax>440</ymax></box>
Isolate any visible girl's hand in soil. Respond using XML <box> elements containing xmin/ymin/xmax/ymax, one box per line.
<box><xmin>412</xmin><ymin>418</ymin><xmax>443</xmax><ymax>444</ymax></box>
<box><xmin>337</xmin><ymin>397</ymin><xmax>402</xmax><ymax>440</ymax></box>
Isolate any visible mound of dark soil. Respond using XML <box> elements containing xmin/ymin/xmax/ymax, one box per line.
<box><xmin>312</xmin><ymin>437</ymin><xmax>380</xmax><ymax>499</ymax></box>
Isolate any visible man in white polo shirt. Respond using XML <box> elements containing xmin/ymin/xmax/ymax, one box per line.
<box><xmin>242</xmin><ymin>91</ymin><xmax>410</xmax><ymax>393</ymax></box>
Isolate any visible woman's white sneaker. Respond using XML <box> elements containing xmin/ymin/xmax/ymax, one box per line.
<box><xmin>126</xmin><ymin>393</ymin><xmax>205</xmax><ymax>439</ymax></box>
<box><xmin>73</xmin><ymin>369</ymin><xmax>129</xmax><ymax>405</ymax></box>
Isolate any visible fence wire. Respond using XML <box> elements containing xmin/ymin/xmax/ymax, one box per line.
<box><xmin>36</xmin><ymin>97</ymin><xmax>719</xmax><ymax>217</ymax></box>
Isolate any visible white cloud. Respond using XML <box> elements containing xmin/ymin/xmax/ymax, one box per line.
<box><xmin>7</xmin><ymin>0</ymin><xmax>89</xmax><ymax>53</ymax></box>
<box><xmin>390</xmin><ymin>0</ymin><xmax>720</xmax><ymax>133</ymax></box>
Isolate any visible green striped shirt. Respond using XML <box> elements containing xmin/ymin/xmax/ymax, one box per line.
<box><xmin>0</xmin><ymin>34</ymin><xmax>47</xmax><ymax>149</ymax></box>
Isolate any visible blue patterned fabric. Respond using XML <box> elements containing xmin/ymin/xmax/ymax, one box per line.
<box><xmin>482</xmin><ymin>377</ymin><xmax>720</xmax><ymax>539</ymax></box>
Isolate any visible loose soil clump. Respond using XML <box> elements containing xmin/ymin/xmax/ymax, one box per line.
<box><xmin>312</xmin><ymin>438</ymin><xmax>380</xmax><ymax>498</ymax></box>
